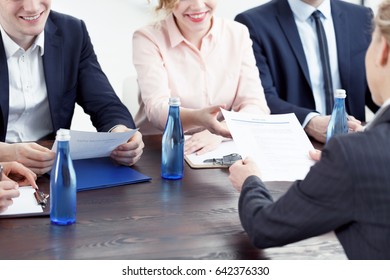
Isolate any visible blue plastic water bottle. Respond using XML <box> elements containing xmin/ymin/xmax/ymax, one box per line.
<box><xmin>50</xmin><ymin>129</ymin><xmax>77</xmax><ymax>225</ymax></box>
<box><xmin>326</xmin><ymin>89</ymin><xmax>348</xmax><ymax>143</ymax></box>
<box><xmin>161</xmin><ymin>97</ymin><xmax>184</xmax><ymax>180</ymax></box>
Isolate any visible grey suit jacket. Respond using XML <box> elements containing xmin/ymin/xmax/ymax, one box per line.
<box><xmin>239</xmin><ymin>106</ymin><xmax>390</xmax><ymax>259</ymax></box>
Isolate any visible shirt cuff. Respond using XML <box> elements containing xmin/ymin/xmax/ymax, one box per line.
<box><xmin>302</xmin><ymin>112</ymin><xmax>320</xmax><ymax>128</ymax></box>
<box><xmin>108</xmin><ymin>124</ymin><xmax>128</xmax><ymax>132</ymax></box>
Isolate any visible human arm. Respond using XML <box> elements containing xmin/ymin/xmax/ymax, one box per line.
<box><xmin>0</xmin><ymin>142</ymin><xmax>54</xmax><ymax>175</ymax></box>
<box><xmin>133</xmin><ymin>28</ymin><xmax>230</xmax><ymax>137</ymax></box>
<box><xmin>228</xmin><ymin>140</ymin><xmax>353</xmax><ymax>248</ymax></box>
<box><xmin>235</xmin><ymin>12</ymin><xmax>314</xmax><ymax>124</ymax></box>
<box><xmin>72</xmin><ymin>20</ymin><xmax>136</xmax><ymax>132</ymax></box>
<box><xmin>110</xmin><ymin>126</ymin><xmax>144</xmax><ymax>166</ymax></box>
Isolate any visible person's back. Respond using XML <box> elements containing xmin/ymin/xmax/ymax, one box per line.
<box><xmin>327</xmin><ymin>111</ymin><xmax>390</xmax><ymax>259</ymax></box>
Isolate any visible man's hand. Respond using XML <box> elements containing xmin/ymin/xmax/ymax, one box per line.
<box><xmin>228</xmin><ymin>157</ymin><xmax>261</xmax><ymax>192</ymax></box>
<box><xmin>110</xmin><ymin>127</ymin><xmax>144</xmax><ymax>166</ymax></box>
<box><xmin>304</xmin><ymin>116</ymin><xmax>330</xmax><ymax>143</ymax></box>
<box><xmin>1</xmin><ymin>143</ymin><xmax>55</xmax><ymax>175</ymax></box>
<box><xmin>305</xmin><ymin>115</ymin><xmax>363</xmax><ymax>143</ymax></box>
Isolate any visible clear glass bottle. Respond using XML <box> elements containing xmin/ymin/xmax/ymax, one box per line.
<box><xmin>326</xmin><ymin>89</ymin><xmax>348</xmax><ymax>143</ymax></box>
<box><xmin>50</xmin><ymin>129</ymin><xmax>77</xmax><ymax>225</ymax></box>
<box><xmin>161</xmin><ymin>97</ymin><xmax>184</xmax><ymax>180</ymax></box>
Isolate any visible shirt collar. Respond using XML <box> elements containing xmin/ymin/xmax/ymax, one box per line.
<box><xmin>287</xmin><ymin>0</ymin><xmax>331</xmax><ymax>22</ymax></box>
<box><xmin>165</xmin><ymin>13</ymin><xmax>217</xmax><ymax>48</ymax></box>
<box><xmin>0</xmin><ymin>24</ymin><xmax>45</xmax><ymax>58</ymax></box>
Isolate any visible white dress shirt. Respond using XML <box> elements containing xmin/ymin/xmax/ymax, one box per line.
<box><xmin>288</xmin><ymin>0</ymin><xmax>342</xmax><ymax>126</ymax></box>
<box><xmin>0</xmin><ymin>25</ymin><xmax>52</xmax><ymax>142</ymax></box>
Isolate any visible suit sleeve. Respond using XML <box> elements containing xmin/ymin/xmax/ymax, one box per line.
<box><xmin>235</xmin><ymin>13</ymin><xmax>313</xmax><ymax>124</ymax></box>
<box><xmin>238</xmin><ymin>137</ymin><xmax>355</xmax><ymax>248</ymax></box>
<box><xmin>76</xmin><ymin>20</ymin><xmax>135</xmax><ymax>131</ymax></box>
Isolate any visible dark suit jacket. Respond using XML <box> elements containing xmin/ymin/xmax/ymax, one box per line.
<box><xmin>0</xmin><ymin>11</ymin><xmax>135</xmax><ymax>141</ymax></box>
<box><xmin>235</xmin><ymin>0</ymin><xmax>378</xmax><ymax>124</ymax></box>
<box><xmin>239</xmin><ymin>106</ymin><xmax>390</xmax><ymax>259</ymax></box>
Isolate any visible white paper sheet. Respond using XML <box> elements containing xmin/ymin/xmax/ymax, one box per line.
<box><xmin>52</xmin><ymin>129</ymin><xmax>138</xmax><ymax>160</ymax></box>
<box><xmin>222</xmin><ymin>110</ymin><xmax>315</xmax><ymax>181</ymax></box>
<box><xmin>0</xmin><ymin>187</ymin><xmax>43</xmax><ymax>216</ymax></box>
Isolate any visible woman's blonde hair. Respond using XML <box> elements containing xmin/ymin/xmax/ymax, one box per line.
<box><xmin>154</xmin><ymin>0</ymin><xmax>179</xmax><ymax>13</ymax></box>
<box><xmin>376</xmin><ymin>0</ymin><xmax>390</xmax><ymax>44</ymax></box>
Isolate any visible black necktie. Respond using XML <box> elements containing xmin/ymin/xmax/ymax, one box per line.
<box><xmin>312</xmin><ymin>10</ymin><xmax>334</xmax><ymax>115</ymax></box>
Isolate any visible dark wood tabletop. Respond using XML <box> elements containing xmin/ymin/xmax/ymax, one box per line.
<box><xmin>0</xmin><ymin>135</ymin><xmax>346</xmax><ymax>260</ymax></box>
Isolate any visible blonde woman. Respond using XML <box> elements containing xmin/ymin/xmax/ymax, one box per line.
<box><xmin>133</xmin><ymin>0</ymin><xmax>269</xmax><ymax>155</ymax></box>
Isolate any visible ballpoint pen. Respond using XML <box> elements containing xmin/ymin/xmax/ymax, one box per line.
<box><xmin>0</xmin><ymin>165</ymin><xmax>3</xmax><ymax>181</ymax></box>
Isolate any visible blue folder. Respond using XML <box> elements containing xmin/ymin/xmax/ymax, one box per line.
<box><xmin>72</xmin><ymin>157</ymin><xmax>151</xmax><ymax>191</ymax></box>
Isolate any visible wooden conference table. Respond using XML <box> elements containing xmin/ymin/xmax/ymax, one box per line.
<box><xmin>0</xmin><ymin>135</ymin><xmax>346</xmax><ymax>260</ymax></box>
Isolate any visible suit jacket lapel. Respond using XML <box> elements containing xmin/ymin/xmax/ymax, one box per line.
<box><xmin>331</xmin><ymin>1</ymin><xmax>350</xmax><ymax>93</ymax></box>
<box><xmin>0</xmin><ymin>33</ymin><xmax>9</xmax><ymax>141</ymax></box>
<box><xmin>43</xmin><ymin>15</ymin><xmax>63</xmax><ymax>132</ymax></box>
<box><xmin>276</xmin><ymin>0</ymin><xmax>311</xmax><ymax>87</ymax></box>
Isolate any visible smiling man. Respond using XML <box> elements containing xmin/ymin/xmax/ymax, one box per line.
<box><xmin>0</xmin><ymin>0</ymin><xmax>144</xmax><ymax>174</ymax></box>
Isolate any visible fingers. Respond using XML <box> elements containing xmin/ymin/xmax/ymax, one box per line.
<box><xmin>1</xmin><ymin>161</ymin><xmax>38</xmax><ymax>188</ymax></box>
<box><xmin>184</xmin><ymin>131</ymin><xmax>223</xmax><ymax>155</ymax></box>
<box><xmin>0</xmin><ymin>181</ymin><xmax>20</xmax><ymax>213</ymax></box>
<box><xmin>348</xmin><ymin>120</ymin><xmax>364</xmax><ymax>133</ymax></box>
<box><xmin>111</xmin><ymin>132</ymin><xmax>145</xmax><ymax>166</ymax></box>
<box><xmin>309</xmin><ymin>149</ymin><xmax>322</xmax><ymax>161</ymax></box>
<box><xmin>13</xmin><ymin>143</ymin><xmax>55</xmax><ymax>175</ymax></box>
<box><xmin>347</xmin><ymin>115</ymin><xmax>361</xmax><ymax>124</ymax></box>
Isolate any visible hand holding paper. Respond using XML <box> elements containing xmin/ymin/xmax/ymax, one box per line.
<box><xmin>222</xmin><ymin>110</ymin><xmax>315</xmax><ymax>181</ymax></box>
<box><xmin>52</xmin><ymin>129</ymin><xmax>138</xmax><ymax>160</ymax></box>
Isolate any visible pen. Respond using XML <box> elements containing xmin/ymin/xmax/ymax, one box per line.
<box><xmin>0</xmin><ymin>164</ymin><xmax>3</xmax><ymax>181</ymax></box>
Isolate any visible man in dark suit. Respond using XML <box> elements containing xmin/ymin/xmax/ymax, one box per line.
<box><xmin>235</xmin><ymin>0</ymin><xmax>378</xmax><ymax>142</ymax></box>
<box><xmin>0</xmin><ymin>1</ymin><xmax>144</xmax><ymax>174</ymax></box>
<box><xmin>228</xmin><ymin>0</ymin><xmax>390</xmax><ymax>259</ymax></box>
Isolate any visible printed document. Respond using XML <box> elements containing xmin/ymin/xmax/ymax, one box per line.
<box><xmin>52</xmin><ymin>129</ymin><xmax>138</xmax><ymax>160</ymax></box>
<box><xmin>222</xmin><ymin>110</ymin><xmax>315</xmax><ymax>181</ymax></box>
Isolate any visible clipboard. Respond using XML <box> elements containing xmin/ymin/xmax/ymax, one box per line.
<box><xmin>0</xmin><ymin>187</ymin><xmax>50</xmax><ymax>218</ymax></box>
<box><xmin>184</xmin><ymin>139</ymin><xmax>240</xmax><ymax>169</ymax></box>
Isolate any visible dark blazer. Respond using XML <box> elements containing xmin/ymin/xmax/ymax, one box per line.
<box><xmin>239</xmin><ymin>105</ymin><xmax>390</xmax><ymax>259</ymax></box>
<box><xmin>235</xmin><ymin>0</ymin><xmax>378</xmax><ymax>124</ymax></box>
<box><xmin>0</xmin><ymin>11</ymin><xmax>135</xmax><ymax>141</ymax></box>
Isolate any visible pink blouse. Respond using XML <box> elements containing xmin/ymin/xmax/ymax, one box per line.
<box><xmin>132</xmin><ymin>13</ymin><xmax>269</xmax><ymax>135</ymax></box>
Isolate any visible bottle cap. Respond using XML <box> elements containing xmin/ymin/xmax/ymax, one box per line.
<box><xmin>56</xmin><ymin>128</ymin><xmax>71</xmax><ymax>141</ymax></box>
<box><xmin>334</xmin><ymin>89</ymin><xmax>346</xmax><ymax>98</ymax></box>
<box><xmin>169</xmin><ymin>97</ymin><xmax>181</xmax><ymax>106</ymax></box>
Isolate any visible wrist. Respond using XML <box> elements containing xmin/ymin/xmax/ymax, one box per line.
<box><xmin>0</xmin><ymin>142</ymin><xmax>16</xmax><ymax>162</ymax></box>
